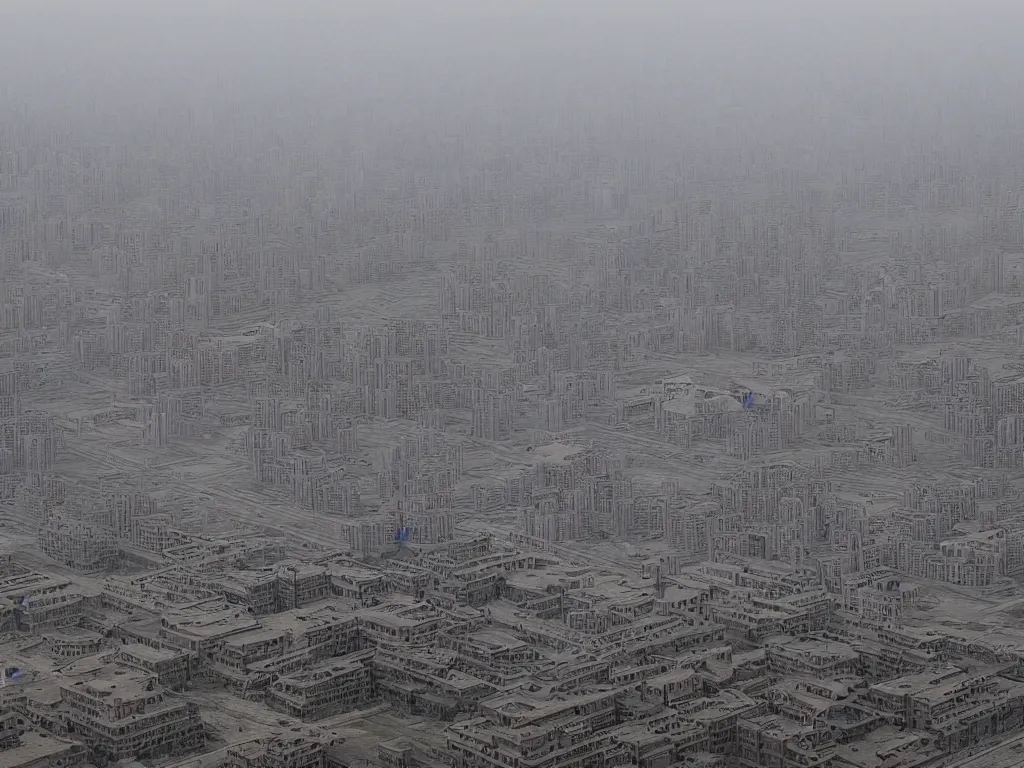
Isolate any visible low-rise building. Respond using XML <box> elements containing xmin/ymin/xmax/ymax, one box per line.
<box><xmin>59</xmin><ymin>667</ymin><xmax>204</xmax><ymax>762</ymax></box>
<box><xmin>265</xmin><ymin>651</ymin><xmax>375</xmax><ymax>721</ymax></box>
<box><xmin>116</xmin><ymin>643</ymin><xmax>192</xmax><ymax>690</ymax></box>
<box><xmin>765</xmin><ymin>636</ymin><xmax>859</xmax><ymax>679</ymax></box>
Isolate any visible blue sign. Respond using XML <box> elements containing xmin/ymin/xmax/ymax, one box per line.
<box><xmin>742</xmin><ymin>392</ymin><xmax>755</xmax><ymax>409</ymax></box>
<box><xmin>395</xmin><ymin>527</ymin><xmax>410</xmax><ymax>543</ymax></box>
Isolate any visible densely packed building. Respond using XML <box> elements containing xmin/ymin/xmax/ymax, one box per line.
<box><xmin>2</xmin><ymin>5</ymin><xmax>1024</xmax><ymax>768</ymax></box>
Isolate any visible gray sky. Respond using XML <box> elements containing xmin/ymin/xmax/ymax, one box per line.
<box><xmin>3</xmin><ymin>0</ymin><xmax>1020</xmax><ymax>121</ymax></box>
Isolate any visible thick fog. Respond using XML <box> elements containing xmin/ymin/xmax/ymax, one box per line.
<box><xmin>5</xmin><ymin>1</ymin><xmax>1024</xmax><ymax>765</ymax></box>
<box><xmin>6</xmin><ymin>2</ymin><xmax>1023</xmax><ymax>130</ymax></box>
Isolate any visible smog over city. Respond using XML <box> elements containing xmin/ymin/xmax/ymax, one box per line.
<box><xmin>1</xmin><ymin>2</ymin><xmax>1024</xmax><ymax>766</ymax></box>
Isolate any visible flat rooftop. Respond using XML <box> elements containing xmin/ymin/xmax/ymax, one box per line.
<box><xmin>0</xmin><ymin>730</ymin><xmax>85</xmax><ymax>765</ymax></box>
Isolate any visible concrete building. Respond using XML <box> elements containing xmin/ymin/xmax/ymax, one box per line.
<box><xmin>265</xmin><ymin>651</ymin><xmax>375</xmax><ymax>721</ymax></box>
<box><xmin>59</xmin><ymin>668</ymin><xmax>204</xmax><ymax>761</ymax></box>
